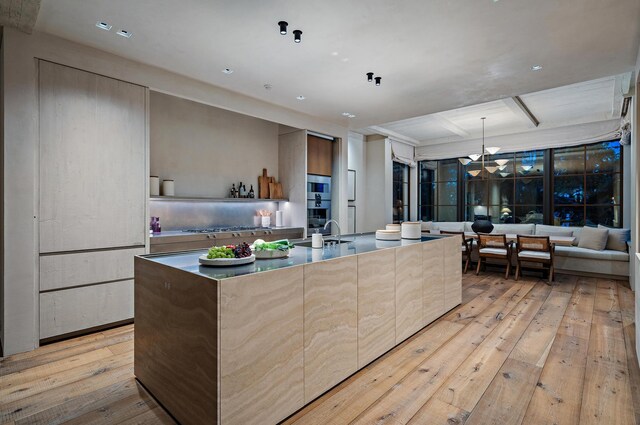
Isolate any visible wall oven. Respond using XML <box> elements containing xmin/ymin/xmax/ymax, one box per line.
<box><xmin>307</xmin><ymin>175</ymin><xmax>331</xmax><ymax>235</ymax></box>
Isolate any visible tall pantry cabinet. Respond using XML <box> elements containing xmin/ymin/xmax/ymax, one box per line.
<box><xmin>38</xmin><ymin>61</ymin><xmax>147</xmax><ymax>339</ymax></box>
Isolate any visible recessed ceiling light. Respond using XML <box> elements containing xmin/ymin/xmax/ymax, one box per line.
<box><xmin>342</xmin><ymin>112</ymin><xmax>350</xmax><ymax>116</ymax></box>
<box><xmin>341</xmin><ymin>57</ymin><xmax>350</xmax><ymax>62</ymax></box>
<box><xmin>331</xmin><ymin>51</ymin><xmax>339</xmax><ymax>56</ymax></box>
<box><xmin>96</xmin><ymin>21</ymin><xmax>112</xmax><ymax>31</ymax></box>
<box><xmin>348</xmin><ymin>114</ymin><xmax>356</xmax><ymax>118</ymax></box>
<box><xmin>116</xmin><ymin>29</ymin><xmax>132</xmax><ymax>38</ymax></box>
<box><xmin>531</xmin><ymin>64</ymin><xmax>543</xmax><ymax>71</ymax></box>
<box><xmin>296</xmin><ymin>95</ymin><xmax>305</xmax><ymax>100</ymax></box>
<box><xmin>264</xmin><ymin>83</ymin><xmax>272</xmax><ymax>90</ymax></box>
<box><xmin>222</xmin><ymin>68</ymin><xmax>233</xmax><ymax>74</ymax></box>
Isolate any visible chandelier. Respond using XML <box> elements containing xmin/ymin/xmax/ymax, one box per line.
<box><xmin>458</xmin><ymin>117</ymin><xmax>507</xmax><ymax>178</ymax></box>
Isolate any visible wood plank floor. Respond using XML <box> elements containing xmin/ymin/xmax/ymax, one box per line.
<box><xmin>1</xmin><ymin>272</ymin><xmax>637</xmax><ymax>425</ymax></box>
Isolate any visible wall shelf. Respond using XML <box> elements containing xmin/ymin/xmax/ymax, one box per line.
<box><xmin>149</xmin><ymin>196</ymin><xmax>288</xmax><ymax>203</ymax></box>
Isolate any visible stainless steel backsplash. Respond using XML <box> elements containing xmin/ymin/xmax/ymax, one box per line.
<box><xmin>149</xmin><ymin>200</ymin><xmax>280</xmax><ymax>230</ymax></box>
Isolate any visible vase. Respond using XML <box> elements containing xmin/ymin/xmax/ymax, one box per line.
<box><xmin>471</xmin><ymin>219</ymin><xmax>494</xmax><ymax>234</ymax></box>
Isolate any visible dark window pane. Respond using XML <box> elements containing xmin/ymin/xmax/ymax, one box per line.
<box><xmin>420</xmin><ymin>167</ymin><xmax>435</xmax><ymax>183</ymax></box>
<box><xmin>586</xmin><ymin>174</ymin><xmax>620</xmax><ymax>204</ymax></box>
<box><xmin>488</xmin><ymin>179</ymin><xmax>513</xmax><ymax>206</ymax></box>
<box><xmin>438</xmin><ymin>182</ymin><xmax>457</xmax><ymax>206</ymax></box>
<box><xmin>466</xmin><ymin>180</ymin><xmax>487</xmax><ymax>206</ymax></box>
<box><xmin>553</xmin><ymin>146</ymin><xmax>584</xmax><ymax>175</ymax></box>
<box><xmin>438</xmin><ymin>206</ymin><xmax>457</xmax><ymax>222</ymax></box>
<box><xmin>553</xmin><ymin>206</ymin><xmax>584</xmax><ymax>227</ymax></box>
<box><xmin>438</xmin><ymin>160</ymin><xmax>458</xmax><ymax>182</ymax></box>
<box><xmin>516</xmin><ymin>178</ymin><xmax>543</xmax><ymax>205</ymax></box>
<box><xmin>586</xmin><ymin>141</ymin><xmax>621</xmax><ymax>174</ymax></box>
<box><xmin>516</xmin><ymin>206</ymin><xmax>543</xmax><ymax>224</ymax></box>
<box><xmin>393</xmin><ymin>162</ymin><xmax>408</xmax><ymax>182</ymax></box>
<box><xmin>586</xmin><ymin>206</ymin><xmax>621</xmax><ymax>228</ymax></box>
<box><xmin>419</xmin><ymin>182</ymin><xmax>435</xmax><ymax>206</ymax></box>
<box><xmin>554</xmin><ymin>175</ymin><xmax>584</xmax><ymax>204</ymax></box>
<box><xmin>492</xmin><ymin>205</ymin><xmax>516</xmax><ymax>223</ymax></box>
<box><xmin>467</xmin><ymin>205</ymin><xmax>490</xmax><ymax>221</ymax></box>
<box><xmin>516</xmin><ymin>150</ymin><xmax>544</xmax><ymax>177</ymax></box>
<box><xmin>419</xmin><ymin>205</ymin><xmax>435</xmax><ymax>221</ymax></box>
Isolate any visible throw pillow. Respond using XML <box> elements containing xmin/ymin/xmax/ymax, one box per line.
<box><xmin>577</xmin><ymin>226</ymin><xmax>609</xmax><ymax>251</ymax></box>
<box><xmin>536</xmin><ymin>228</ymin><xmax>574</xmax><ymax>237</ymax></box>
<box><xmin>597</xmin><ymin>224</ymin><xmax>630</xmax><ymax>252</ymax></box>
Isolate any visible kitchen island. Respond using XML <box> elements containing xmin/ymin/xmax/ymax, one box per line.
<box><xmin>134</xmin><ymin>233</ymin><xmax>462</xmax><ymax>425</ymax></box>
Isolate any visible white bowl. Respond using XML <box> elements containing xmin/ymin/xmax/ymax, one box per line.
<box><xmin>386</xmin><ymin>224</ymin><xmax>401</xmax><ymax>231</ymax></box>
<box><xmin>254</xmin><ymin>249</ymin><xmax>290</xmax><ymax>259</ymax></box>
<box><xmin>376</xmin><ymin>230</ymin><xmax>401</xmax><ymax>241</ymax></box>
<box><xmin>401</xmin><ymin>222</ymin><xmax>422</xmax><ymax>240</ymax></box>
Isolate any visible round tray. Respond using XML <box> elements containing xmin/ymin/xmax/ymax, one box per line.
<box><xmin>254</xmin><ymin>249</ymin><xmax>290</xmax><ymax>259</ymax></box>
<box><xmin>199</xmin><ymin>254</ymin><xmax>255</xmax><ymax>266</ymax></box>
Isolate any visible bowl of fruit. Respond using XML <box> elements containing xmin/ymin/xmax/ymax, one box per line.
<box><xmin>251</xmin><ymin>239</ymin><xmax>294</xmax><ymax>259</ymax></box>
<box><xmin>198</xmin><ymin>242</ymin><xmax>255</xmax><ymax>266</ymax></box>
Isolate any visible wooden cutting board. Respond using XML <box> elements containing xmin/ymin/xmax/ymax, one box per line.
<box><xmin>269</xmin><ymin>182</ymin><xmax>283</xmax><ymax>200</ymax></box>
<box><xmin>258</xmin><ymin>168</ymin><xmax>270</xmax><ymax>199</ymax></box>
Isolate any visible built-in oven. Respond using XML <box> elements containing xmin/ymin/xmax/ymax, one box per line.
<box><xmin>307</xmin><ymin>200</ymin><xmax>331</xmax><ymax>235</ymax></box>
<box><xmin>307</xmin><ymin>175</ymin><xmax>332</xmax><ymax>235</ymax></box>
<box><xmin>307</xmin><ymin>175</ymin><xmax>331</xmax><ymax>201</ymax></box>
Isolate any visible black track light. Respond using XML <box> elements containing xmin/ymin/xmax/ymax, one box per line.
<box><xmin>278</xmin><ymin>21</ymin><xmax>288</xmax><ymax>35</ymax></box>
<box><xmin>366</xmin><ymin>72</ymin><xmax>374</xmax><ymax>82</ymax></box>
<box><xmin>293</xmin><ymin>29</ymin><xmax>302</xmax><ymax>43</ymax></box>
<box><xmin>375</xmin><ymin>76</ymin><xmax>381</xmax><ymax>86</ymax></box>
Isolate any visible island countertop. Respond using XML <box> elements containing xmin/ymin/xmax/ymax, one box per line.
<box><xmin>139</xmin><ymin>233</ymin><xmax>442</xmax><ymax>280</ymax></box>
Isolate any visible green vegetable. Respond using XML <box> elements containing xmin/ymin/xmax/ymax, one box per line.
<box><xmin>253</xmin><ymin>239</ymin><xmax>294</xmax><ymax>252</ymax></box>
<box><xmin>207</xmin><ymin>246</ymin><xmax>235</xmax><ymax>259</ymax></box>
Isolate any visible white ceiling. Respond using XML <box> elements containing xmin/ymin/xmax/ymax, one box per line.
<box><xmin>35</xmin><ymin>0</ymin><xmax>640</xmax><ymax>129</ymax></box>
<box><xmin>370</xmin><ymin>73</ymin><xmax>632</xmax><ymax>146</ymax></box>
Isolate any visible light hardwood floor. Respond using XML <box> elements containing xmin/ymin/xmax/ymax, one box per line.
<box><xmin>1</xmin><ymin>272</ymin><xmax>638</xmax><ymax>425</ymax></box>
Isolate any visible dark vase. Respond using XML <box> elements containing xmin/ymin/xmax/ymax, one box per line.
<box><xmin>472</xmin><ymin>219</ymin><xmax>494</xmax><ymax>234</ymax></box>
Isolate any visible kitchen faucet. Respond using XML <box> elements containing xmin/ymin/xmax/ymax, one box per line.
<box><xmin>324</xmin><ymin>219</ymin><xmax>341</xmax><ymax>244</ymax></box>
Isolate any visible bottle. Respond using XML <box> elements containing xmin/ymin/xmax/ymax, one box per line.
<box><xmin>249</xmin><ymin>185</ymin><xmax>255</xmax><ymax>198</ymax></box>
<box><xmin>230</xmin><ymin>184</ymin><xmax>237</xmax><ymax>198</ymax></box>
<box><xmin>239</xmin><ymin>182</ymin><xmax>246</xmax><ymax>198</ymax></box>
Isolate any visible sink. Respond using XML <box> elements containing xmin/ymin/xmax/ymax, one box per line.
<box><xmin>297</xmin><ymin>238</ymin><xmax>353</xmax><ymax>248</ymax></box>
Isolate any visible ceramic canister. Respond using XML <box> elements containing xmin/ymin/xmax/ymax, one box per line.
<box><xmin>149</xmin><ymin>176</ymin><xmax>160</xmax><ymax>196</ymax></box>
<box><xmin>161</xmin><ymin>179</ymin><xmax>175</xmax><ymax>196</ymax></box>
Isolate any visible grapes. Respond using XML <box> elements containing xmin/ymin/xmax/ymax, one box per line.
<box><xmin>207</xmin><ymin>243</ymin><xmax>252</xmax><ymax>259</ymax></box>
<box><xmin>233</xmin><ymin>242</ymin><xmax>253</xmax><ymax>258</ymax></box>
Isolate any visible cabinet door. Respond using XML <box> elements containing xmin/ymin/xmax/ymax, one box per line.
<box><xmin>357</xmin><ymin>249</ymin><xmax>396</xmax><ymax>368</ymax></box>
<box><xmin>307</xmin><ymin>135</ymin><xmax>333</xmax><ymax>176</ymax></box>
<box><xmin>395</xmin><ymin>244</ymin><xmax>423</xmax><ymax>343</ymax></box>
<box><xmin>443</xmin><ymin>236</ymin><xmax>463</xmax><ymax>311</ymax></box>
<box><xmin>39</xmin><ymin>61</ymin><xmax>146</xmax><ymax>252</ymax></box>
<box><xmin>303</xmin><ymin>257</ymin><xmax>358</xmax><ymax>402</ymax></box>
<box><xmin>423</xmin><ymin>239</ymin><xmax>445</xmax><ymax>325</ymax></box>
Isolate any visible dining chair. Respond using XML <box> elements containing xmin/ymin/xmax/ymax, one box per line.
<box><xmin>441</xmin><ymin>230</ymin><xmax>474</xmax><ymax>274</ymax></box>
<box><xmin>476</xmin><ymin>233</ymin><xmax>513</xmax><ymax>279</ymax></box>
<box><xmin>515</xmin><ymin>235</ymin><xmax>554</xmax><ymax>284</ymax></box>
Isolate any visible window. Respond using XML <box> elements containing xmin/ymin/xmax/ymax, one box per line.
<box><xmin>393</xmin><ymin>161</ymin><xmax>409</xmax><ymax>223</ymax></box>
<box><xmin>552</xmin><ymin>141</ymin><xmax>622</xmax><ymax>227</ymax></box>
<box><xmin>463</xmin><ymin>150</ymin><xmax>545</xmax><ymax>224</ymax></box>
<box><xmin>418</xmin><ymin>159</ymin><xmax>458</xmax><ymax>222</ymax></box>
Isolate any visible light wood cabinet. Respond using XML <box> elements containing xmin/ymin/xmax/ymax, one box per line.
<box><xmin>357</xmin><ymin>249</ymin><xmax>396</xmax><ymax>368</ymax></box>
<box><xmin>423</xmin><ymin>238</ymin><xmax>445</xmax><ymax>325</ymax></box>
<box><xmin>38</xmin><ymin>60</ymin><xmax>146</xmax><ymax>253</ymax></box>
<box><xmin>307</xmin><ymin>135</ymin><xmax>333</xmax><ymax>176</ymax></box>
<box><xmin>443</xmin><ymin>236</ymin><xmax>463</xmax><ymax>311</ymax></box>
<box><xmin>219</xmin><ymin>267</ymin><xmax>304</xmax><ymax>425</ymax></box>
<box><xmin>303</xmin><ymin>257</ymin><xmax>358</xmax><ymax>402</ymax></box>
<box><xmin>395</xmin><ymin>244</ymin><xmax>424</xmax><ymax>343</ymax></box>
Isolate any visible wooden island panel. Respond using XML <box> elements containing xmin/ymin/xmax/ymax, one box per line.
<box><xmin>357</xmin><ymin>249</ymin><xmax>396</xmax><ymax>368</ymax></box>
<box><xmin>423</xmin><ymin>238</ymin><xmax>445</xmax><ymax>325</ymax></box>
<box><xmin>303</xmin><ymin>256</ymin><xmax>358</xmax><ymax>402</ymax></box>
<box><xmin>395</xmin><ymin>244</ymin><xmax>424</xmax><ymax>343</ymax></box>
<box><xmin>443</xmin><ymin>236</ymin><xmax>463</xmax><ymax>311</ymax></box>
<box><xmin>219</xmin><ymin>266</ymin><xmax>304</xmax><ymax>425</ymax></box>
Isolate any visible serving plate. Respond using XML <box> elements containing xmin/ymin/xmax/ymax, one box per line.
<box><xmin>199</xmin><ymin>254</ymin><xmax>256</xmax><ymax>266</ymax></box>
<box><xmin>254</xmin><ymin>249</ymin><xmax>290</xmax><ymax>259</ymax></box>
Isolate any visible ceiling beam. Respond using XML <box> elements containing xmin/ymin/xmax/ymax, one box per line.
<box><xmin>502</xmin><ymin>96</ymin><xmax>539</xmax><ymax>128</ymax></box>
<box><xmin>364</xmin><ymin>126</ymin><xmax>421</xmax><ymax>146</ymax></box>
<box><xmin>429</xmin><ymin>114</ymin><xmax>470</xmax><ymax>138</ymax></box>
<box><xmin>0</xmin><ymin>0</ymin><xmax>41</xmax><ymax>34</ymax></box>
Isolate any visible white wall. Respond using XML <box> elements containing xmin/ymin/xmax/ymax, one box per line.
<box><xmin>347</xmin><ymin>132</ymin><xmax>366</xmax><ymax>232</ymax></box>
<box><xmin>150</xmin><ymin>91</ymin><xmax>279</xmax><ymax>198</ymax></box>
<box><xmin>1</xmin><ymin>27</ymin><xmax>349</xmax><ymax>355</ymax></box>
<box><xmin>363</xmin><ymin>137</ymin><xmax>393</xmax><ymax>231</ymax></box>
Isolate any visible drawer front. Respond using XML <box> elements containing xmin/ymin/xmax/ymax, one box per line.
<box><xmin>40</xmin><ymin>248</ymin><xmax>145</xmax><ymax>291</ymax></box>
<box><xmin>40</xmin><ymin>280</ymin><xmax>134</xmax><ymax>339</ymax></box>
